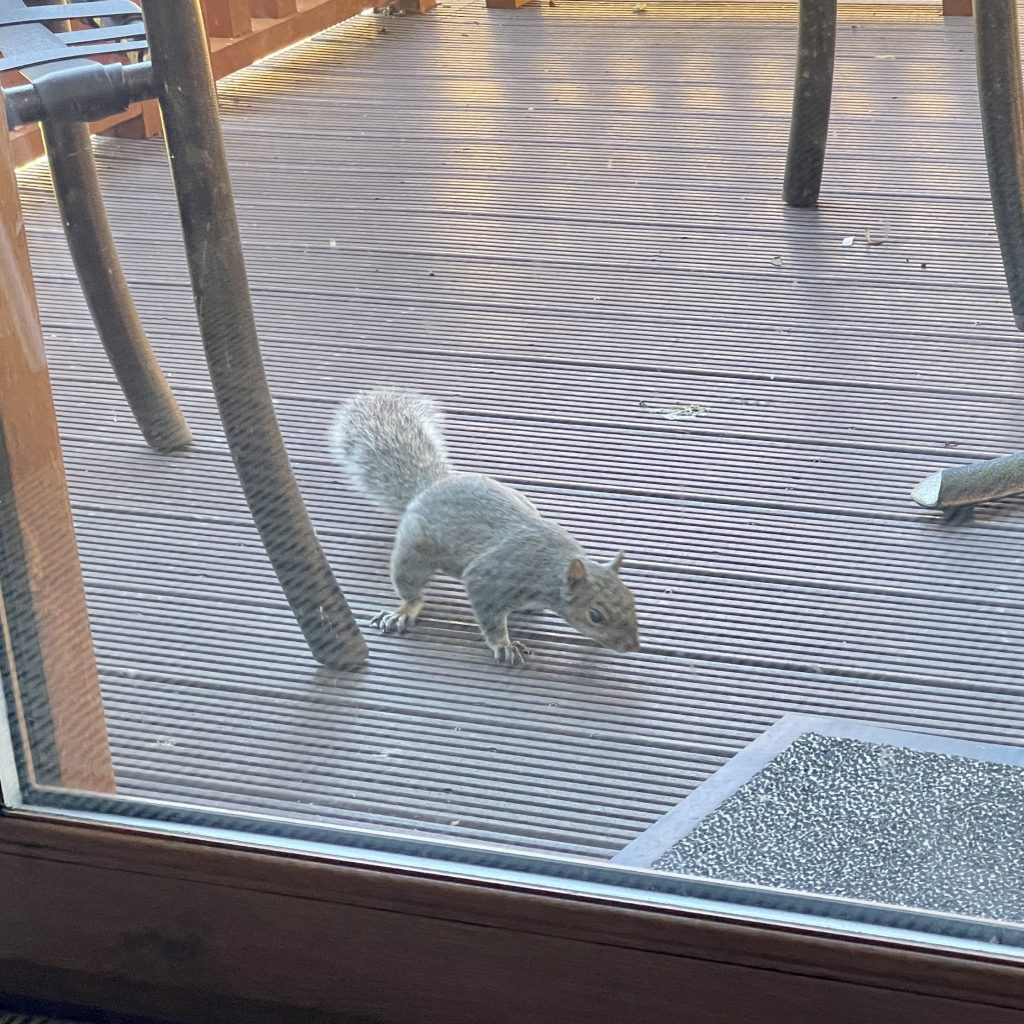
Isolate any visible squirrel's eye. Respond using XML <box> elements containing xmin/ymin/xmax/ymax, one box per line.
<box><xmin>589</xmin><ymin>608</ymin><xmax>605</xmax><ymax>625</ymax></box>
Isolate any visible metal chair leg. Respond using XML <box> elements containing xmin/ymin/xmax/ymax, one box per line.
<box><xmin>783</xmin><ymin>0</ymin><xmax>838</xmax><ymax>207</ymax></box>
<box><xmin>139</xmin><ymin>0</ymin><xmax>368</xmax><ymax>670</ymax></box>
<box><xmin>41</xmin><ymin>120</ymin><xmax>192</xmax><ymax>452</ymax></box>
<box><xmin>912</xmin><ymin>450</ymin><xmax>1024</xmax><ymax>509</ymax></box>
<box><xmin>974</xmin><ymin>0</ymin><xmax>1024</xmax><ymax>331</ymax></box>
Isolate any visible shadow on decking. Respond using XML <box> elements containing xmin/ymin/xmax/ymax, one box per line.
<box><xmin>15</xmin><ymin>2</ymin><xmax>1024</xmax><ymax>858</ymax></box>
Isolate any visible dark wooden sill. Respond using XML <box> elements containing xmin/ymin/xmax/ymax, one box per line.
<box><xmin>0</xmin><ymin>813</ymin><xmax>1020</xmax><ymax>1024</ymax></box>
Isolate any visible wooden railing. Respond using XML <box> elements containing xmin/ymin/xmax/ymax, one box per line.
<box><xmin>4</xmin><ymin>0</ymin><xmax>973</xmax><ymax>166</ymax></box>
<box><xmin>7</xmin><ymin>0</ymin><xmax>427</xmax><ymax>166</ymax></box>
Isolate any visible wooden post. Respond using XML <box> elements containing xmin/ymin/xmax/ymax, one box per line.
<box><xmin>202</xmin><ymin>0</ymin><xmax>253</xmax><ymax>38</ymax></box>
<box><xmin>104</xmin><ymin>99</ymin><xmax>164</xmax><ymax>141</ymax></box>
<box><xmin>0</xmin><ymin>106</ymin><xmax>115</xmax><ymax>794</ymax></box>
<box><xmin>943</xmin><ymin>0</ymin><xmax>972</xmax><ymax>14</ymax></box>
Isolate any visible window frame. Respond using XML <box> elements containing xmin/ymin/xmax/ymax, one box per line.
<box><xmin>0</xmin><ymin>809</ymin><xmax>1023</xmax><ymax>1024</ymax></box>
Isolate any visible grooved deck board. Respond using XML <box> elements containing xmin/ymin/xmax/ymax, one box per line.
<box><xmin>16</xmin><ymin>5</ymin><xmax>1024</xmax><ymax>858</ymax></box>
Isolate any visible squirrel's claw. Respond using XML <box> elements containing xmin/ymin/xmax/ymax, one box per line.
<box><xmin>371</xmin><ymin>609</ymin><xmax>414</xmax><ymax>635</ymax></box>
<box><xmin>493</xmin><ymin>640</ymin><xmax>531</xmax><ymax>668</ymax></box>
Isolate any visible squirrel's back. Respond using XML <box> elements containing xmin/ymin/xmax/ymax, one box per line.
<box><xmin>329</xmin><ymin>389</ymin><xmax>452</xmax><ymax>514</ymax></box>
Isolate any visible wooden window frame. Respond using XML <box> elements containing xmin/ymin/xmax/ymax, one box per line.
<box><xmin>0</xmin><ymin>810</ymin><xmax>1021</xmax><ymax>1024</ymax></box>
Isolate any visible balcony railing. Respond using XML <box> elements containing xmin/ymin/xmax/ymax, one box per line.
<box><xmin>4</xmin><ymin>0</ymin><xmax>399</xmax><ymax>165</ymax></box>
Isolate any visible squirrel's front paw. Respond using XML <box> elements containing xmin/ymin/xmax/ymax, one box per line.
<box><xmin>492</xmin><ymin>640</ymin><xmax>531</xmax><ymax>668</ymax></box>
<box><xmin>370</xmin><ymin>609</ymin><xmax>416</xmax><ymax>635</ymax></box>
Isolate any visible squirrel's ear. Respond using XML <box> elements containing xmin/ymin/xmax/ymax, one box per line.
<box><xmin>608</xmin><ymin>551</ymin><xmax>625</xmax><ymax>573</ymax></box>
<box><xmin>567</xmin><ymin>558</ymin><xmax>588</xmax><ymax>587</ymax></box>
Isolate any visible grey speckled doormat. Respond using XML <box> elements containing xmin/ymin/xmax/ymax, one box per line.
<box><xmin>614</xmin><ymin>716</ymin><xmax>1024</xmax><ymax>923</ymax></box>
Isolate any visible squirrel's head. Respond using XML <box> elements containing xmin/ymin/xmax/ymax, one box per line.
<box><xmin>560</xmin><ymin>553</ymin><xmax>640</xmax><ymax>653</ymax></box>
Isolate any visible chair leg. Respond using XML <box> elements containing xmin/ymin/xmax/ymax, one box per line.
<box><xmin>139</xmin><ymin>0</ymin><xmax>368</xmax><ymax>670</ymax></box>
<box><xmin>783</xmin><ymin>0</ymin><xmax>838</xmax><ymax>207</ymax></box>
<box><xmin>974</xmin><ymin>0</ymin><xmax>1024</xmax><ymax>330</ymax></box>
<box><xmin>40</xmin><ymin>120</ymin><xmax>192</xmax><ymax>452</ymax></box>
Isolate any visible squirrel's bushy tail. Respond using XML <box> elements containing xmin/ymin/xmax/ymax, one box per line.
<box><xmin>329</xmin><ymin>389</ymin><xmax>452</xmax><ymax>515</ymax></box>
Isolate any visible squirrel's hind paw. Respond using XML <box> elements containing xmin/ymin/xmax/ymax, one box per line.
<box><xmin>370</xmin><ymin>597</ymin><xmax>424</xmax><ymax>635</ymax></box>
<box><xmin>492</xmin><ymin>640</ymin><xmax>531</xmax><ymax>668</ymax></box>
<box><xmin>370</xmin><ymin>609</ymin><xmax>416</xmax><ymax>635</ymax></box>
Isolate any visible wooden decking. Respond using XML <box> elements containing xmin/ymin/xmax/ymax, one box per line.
<box><xmin>15</xmin><ymin>1</ymin><xmax>1024</xmax><ymax>858</ymax></box>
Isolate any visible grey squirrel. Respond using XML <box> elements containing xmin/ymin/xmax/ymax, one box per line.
<box><xmin>329</xmin><ymin>389</ymin><xmax>640</xmax><ymax>666</ymax></box>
